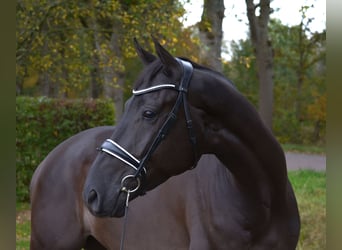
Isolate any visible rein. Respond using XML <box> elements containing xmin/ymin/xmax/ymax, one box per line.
<box><xmin>119</xmin><ymin>187</ymin><xmax>132</xmax><ymax>250</ymax></box>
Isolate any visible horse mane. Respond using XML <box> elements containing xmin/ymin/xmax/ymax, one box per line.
<box><xmin>177</xmin><ymin>57</ymin><xmax>236</xmax><ymax>88</ymax></box>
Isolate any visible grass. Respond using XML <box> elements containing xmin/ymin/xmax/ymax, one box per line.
<box><xmin>282</xmin><ymin>143</ymin><xmax>325</xmax><ymax>154</ymax></box>
<box><xmin>16</xmin><ymin>170</ymin><xmax>326</xmax><ymax>249</ymax></box>
<box><xmin>288</xmin><ymin>170</ymin><xmax>326</xmax><ymax>250</ymax></box>
<box><xmin>16</xmin><ymin>203</ymin><xmax>31</xmax><ymax>250</ymax></box>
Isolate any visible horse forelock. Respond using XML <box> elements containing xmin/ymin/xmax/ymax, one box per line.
<box><xmin>133</xmin><ymin>60</ymin><xmax>164</xmax><ymax>90</ymax></box>
<box><xmin>133</xmin><ymin>57</ymin><xmax>191</xmax><ymax>91</ymax></box>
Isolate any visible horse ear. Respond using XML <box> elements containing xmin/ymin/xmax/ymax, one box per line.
<box><xmin>134</xmin><ymin>38</ymin><xmax>156</xmax><ymax>65</ymax></box>
<box><xmin>152</xmin><ymin>37</ymin><xmax>180</xmax><ymax>75</ymax></box>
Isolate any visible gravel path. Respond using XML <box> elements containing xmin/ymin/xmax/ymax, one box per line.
<box><xmin>285</xmin><ymin>152</ymin><xmax>326</xmax><ymax>171</ymax></box>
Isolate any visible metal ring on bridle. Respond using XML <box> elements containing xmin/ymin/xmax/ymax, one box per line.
<box><xmin>120</xmin><ymin>175</ymin><xmax>141</xmax><ymax>193</ymax></box>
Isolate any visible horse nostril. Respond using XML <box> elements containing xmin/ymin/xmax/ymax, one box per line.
<box><xmin>87</xmin><ymin>189</ymin><xmax>98</xmax><ymax>204</ymax></box>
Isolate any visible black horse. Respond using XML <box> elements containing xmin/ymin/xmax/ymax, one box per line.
<box><xmin>81</xmin><ymin>39</ymin><xmax>300</xmax><ymax>249</ymax></box>
<box><xmin>33</xmin><ymin>126</ymin><xmax>300</xmax><ymax>249</ymax></box>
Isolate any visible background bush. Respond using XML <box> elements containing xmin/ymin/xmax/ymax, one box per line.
<box><xmin>16</xmin><ymin>97</ymin><xmax>115</xmax><ymax>202</ymax></box>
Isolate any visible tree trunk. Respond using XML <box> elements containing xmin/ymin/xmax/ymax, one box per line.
<box><xmin>198</xmin><ymin>0</ymin><xmax>225</xmax><ymax>72</ymax></box>
<box><xmin>89</xmin><ymin>51</ymin><xmax>101</xmax><ymax>98</ymax></box>
<box><xmin>79</xmin><ymin>15</ymin><xmax>102</xmax><ymax>99</ymax></box>
<box><xmin>108</xmin><ymin>29</ymin><xmax>125</xmax><ymax>122</ymax></box>
<box><xmin>39</xmin><ymin>21</ymin><xmax>54</xmax><ymax>97</ymax></box>
<box><xmin>91</xmin><ymin>19</ymin><xmax>125</xmax><ymax>122</ymax></box>
<box><xmin>296</xmin><ymin>21</ymin><xmax>305</xmax><ymax>121</ymax></box>
<box><xmin>246</xmin><ymin>0</ymin><xmax>274</xmax><ymax>130</ymax></box>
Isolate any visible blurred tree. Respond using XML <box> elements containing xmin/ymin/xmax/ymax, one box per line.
<box><xmin>269</xmin><ymin>13</ymin><xmax>326</xmax><ymax>144</ymax></box>
<box><xmin>224</xmin><ymin>39</ymin><xmax>258</xmax><ymax>106</ymax></box>
<box><xmin>245</xmin><ymin>0</ymin><xmax>274</xmax><ymax>130</ymax></box>
<box><xmin>224</xmin><ymin>17</ymin><xmax>326</xmax><ymax>144</ymax></box>
<box><xmin>198</xmin><ymin>0</ymin><xmax>225</xmax><ymax>72</ymax></box>
<box><xmin>16</xmin><ymin>0</ymin><xmax>200</xmax><ymax>120</ymax></box>
<box><xmin>295</xmin><ymin>6</ymin><xmax>326</xmax><ymax>122</ymax></box>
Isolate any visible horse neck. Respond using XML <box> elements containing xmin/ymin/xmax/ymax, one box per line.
<box><xmin>191</xmin><ymin>70</ymin><xmax>288</xmax><ymax>201</ymax></box>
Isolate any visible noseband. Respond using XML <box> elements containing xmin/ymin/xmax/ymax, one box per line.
<box><xmin>97</xmin><ymin>58</ymin><xmax>197</xmax><ymax>194</ymax></box>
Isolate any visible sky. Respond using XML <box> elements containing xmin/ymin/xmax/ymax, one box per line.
<box><xmin>181</xmin><ymin>0</ymin><xmax>326</xmax><ymax>59</ymax></box>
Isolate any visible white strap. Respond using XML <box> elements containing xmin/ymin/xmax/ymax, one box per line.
<box><xmin>132</xmin><ymin>84</ymin><xmax>176</xmax><ymax>95</ymax></box>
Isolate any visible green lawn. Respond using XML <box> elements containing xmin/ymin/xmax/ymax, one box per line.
<box><xmin>16</xmin><ymin>203</ymin><xmax>30</xmax><ymax>250</ymax></box>
<box><xmin>16</xmin><ymin>170</ymin><xmax>326</xmax><ymax>249</ymax></box>
<box><xmin>282</xmin><ymin>143</ymin><xmax>325</xmax><ymax>154</ymax></box>
<box><xmin>288</xmin><ymin>170</ymin><xmax>326</xmax><ymax>249</ymax></box>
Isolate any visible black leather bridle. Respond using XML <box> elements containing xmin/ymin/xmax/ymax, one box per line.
<box><xmin>97</xmin><ymin>58</ymin><xmax>197</xmax><ymax>194</ymax></box>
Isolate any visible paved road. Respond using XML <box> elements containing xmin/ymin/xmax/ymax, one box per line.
<box><xmin>285</xmin><ymin>152</ymin><xmax>326</xmax><ymax>171</ymax></box>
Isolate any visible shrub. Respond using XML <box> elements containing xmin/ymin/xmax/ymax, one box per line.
<box><xmin>16</xmin><ymin>97</ymin><xmax>115</xmax><ymax>202</ymax></box>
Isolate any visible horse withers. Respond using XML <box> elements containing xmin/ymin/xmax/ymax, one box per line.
<box><xmin>82</xmin><ymin>39</ymin><xmax>300</xmax><ymax>249</ymax></box>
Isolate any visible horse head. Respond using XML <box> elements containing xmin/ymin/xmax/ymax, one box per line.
<box><xmin>83</xmin><ymin>37</ymin><xmax>288</xmax><ymax>219</ymax></box>
<box><xmin>83</xmin><ymin>39</ymin><xmax>207</xmax><ymax>217</ymax></box>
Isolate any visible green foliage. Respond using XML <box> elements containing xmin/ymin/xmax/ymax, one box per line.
<box><xmin>16</xmin><ymin>0</ymin><xmax>200</xmax><ymax>98</ymax></box>
<box><xmin>16</xmin><ymin>97</ymin><xmax>115</xmax><ymax>202</ymax></box>
<box><xmin>271</xmin><ymin>18</ymin><xmax>326</xmax><ymax>145</ymax></box>
<box><xmin>224</xmin><ymin>39</ymin><xmax>258</xmax><ymax>106</ymax></box>
<box><xmin>223</xmin><ymin>17</ymin><xmax>326</xmax><ymax>145</ymax></box>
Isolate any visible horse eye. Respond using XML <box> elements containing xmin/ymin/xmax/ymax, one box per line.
<box><xmin>143</xmin><ymin>110</ymin><xmax>156</xmax><ymax>119</ymax></box>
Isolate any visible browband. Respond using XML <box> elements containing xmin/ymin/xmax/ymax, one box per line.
<box><xmin>132</xmin><ymin>84</ymin><xmax>176</xmax><ymax>95</ymax></box>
